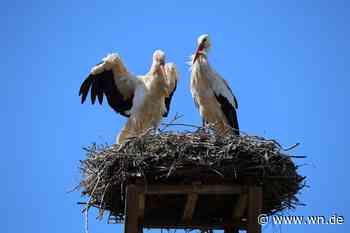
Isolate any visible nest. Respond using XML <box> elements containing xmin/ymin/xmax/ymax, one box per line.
<box><xmin>79</xmin><ymin>128</ymin><xmax>306</xmax><ymax>223</ymax></box>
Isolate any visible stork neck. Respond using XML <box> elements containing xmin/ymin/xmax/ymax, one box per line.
<box><xmin>196</xmin><ymin>53</ymin><xmax>209</xmax><ymax>64</ymax></box>
<box><xmin>193</xmin><ymin>55</ymin><xmax>210</xmax><ymax>70</ymax></box>
<box><xmin>148</xmin><ymin>62</ymin><xmax>162</xmax><ymax>76</ymax></box>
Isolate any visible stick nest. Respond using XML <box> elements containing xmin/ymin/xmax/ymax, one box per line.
<box><xmin>79</xmin><ymin>128</ymin><xmax>306</xmax><ymax>222</ymax></box>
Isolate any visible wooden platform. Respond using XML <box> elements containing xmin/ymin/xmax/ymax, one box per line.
<box><xmin>123</xmin><ymin>183</ymin><xmax>263</xmax><ymax>233</ymax></box>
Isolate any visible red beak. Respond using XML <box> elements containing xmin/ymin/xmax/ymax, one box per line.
<box><xmin>193</xmin><ymin>43</ymin><xmax>205</xmax><ymax>64</ymax></box>
<box><xmin>160</xmin><ymin>63</ymin><xmax>166</xmax><ymax>77</ymax></box>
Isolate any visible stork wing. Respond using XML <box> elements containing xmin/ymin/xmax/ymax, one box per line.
<box><xmin>212</xmin><ymin>76</ymin><xmax>239</xmax><ymax>134</ymax></box>
<box><xmin>163</xmin><ymin>63</ymin><xmax>179</xmax><ymax>117</ymax></box>
<box><xmin>79</xmin><ymin>53</ymin><xmax>137</xmax><ymax>117</ymax></box>
<box><xmin>214</xmin><ymin>93</ymin><xmax>239</xmax><ymax>133</ymax></box>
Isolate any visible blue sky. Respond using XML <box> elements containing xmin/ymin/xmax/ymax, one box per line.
<box><xmin>1</xmin><ymin>0</ymin><xmax>349</xmax><ymax>232</ymax></box>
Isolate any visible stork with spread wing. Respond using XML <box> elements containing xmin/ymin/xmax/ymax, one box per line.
<box><xmin>190</xmin><ymin>34</ymin><xmax>240</xmax><ymax>135</ymax></box>
<box><xmin>79</xmin><ymin>50</ymin><xmax>178</xmax><ymax>143</ymax></box>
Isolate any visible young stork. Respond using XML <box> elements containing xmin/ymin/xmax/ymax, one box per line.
<box><xmin>79</xmin><ymin>50</ymin><xmax>178</xmax><ymax>143</ymax></box>
<box><xmin>190</xmin><ymin>34</ymin><xmax>240</xmax><ymax>135</ymax></box>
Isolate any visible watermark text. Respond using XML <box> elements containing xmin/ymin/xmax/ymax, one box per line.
<box><xmin>258</xmin><ymin>213</ymin><xmax>344</xmax><ymax>225</ymax></box>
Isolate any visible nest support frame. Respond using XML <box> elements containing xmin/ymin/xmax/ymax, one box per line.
<box><xmin>124</xmin><ymin>183</ymin><xmax>263</xmax><ymax>233</ymax></box>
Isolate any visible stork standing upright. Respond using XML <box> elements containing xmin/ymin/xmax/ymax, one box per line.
<box><xmin>190</xmin><ymin>34</ymin><xmax>240</xmax><ymax>135</ymax></box>
<box><xmin>79</xmin><ymin>50</ymin><xmax>178</xmax><ymax>143</ymax></box>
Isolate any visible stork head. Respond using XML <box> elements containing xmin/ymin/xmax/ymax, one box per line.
<box><xmin>193</xmin><ymin>34</ymin><xmax>211</xmax><ymax>64</ymax></box>
<box><xmin>153</xmin><ymin>49</ymin><xmax>166</xmax><ymax>65</ymax></box>
<box><xmin>152</xmin><ymin>49</ymin><xmax>166</xmax><ymax>76</ymax></box>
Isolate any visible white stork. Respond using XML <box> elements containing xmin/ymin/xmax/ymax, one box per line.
<box><xmin>79</xmin><ymin>50</ymin><xmax>178</xmax><ymax>143</ymax></box>
<box><xmin>190</xmin><ymin>34</ymin><xmax>240</xmax><ymax>135</ymax></box>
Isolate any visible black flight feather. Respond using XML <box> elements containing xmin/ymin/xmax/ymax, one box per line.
<box><xmin>214</xmin><ymin>94</ymin><xmax>240</xmax><ymax>135</ymax></box>
<box><xmin>79</xmin><ymin>75</ymin><xmax>93</xmax><ymax>104</ymax></box>
<box><xmin>91</xmin><ymin>77</ymin><xmax>98</xmax><ymax>104</ymax></box>
<box><xmin>163</xmin><ymin>80</ymin><xmax>177</xmax><ymax>117</ymax></box>
<box><xmin>79</xmin><ymin>70</ymin><xmax>133</xmax><ymax>117</ymax></box>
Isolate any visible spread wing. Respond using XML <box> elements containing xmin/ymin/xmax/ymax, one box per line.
<box><xmin>163</xmin><ymin>63</ymin><xmax>179</xmax><ymax>117</ymax></box>
<box><xmin>212</xmin><ymin>76</ymin><xmax>239</xmax><ymax>134</ymax></box>
<box><xmin>79</xmin><ymin>53</ymin><xmax>138</xmax><ymax>117</ymax></box>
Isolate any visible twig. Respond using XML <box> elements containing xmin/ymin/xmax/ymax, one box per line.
<box><xmin>283</xmin><ymin>143</ymin><xmax>300</xmax><ymax>151</ymax></box>
<box><xmin>160</xmin><ymin>123</ymin><xmax>202</xmax><ymax>129</ymax></box>
<box><xmin>160</xmin><ymin>112</ymin><xmax>184</xmax><ymax>132</ymax></box>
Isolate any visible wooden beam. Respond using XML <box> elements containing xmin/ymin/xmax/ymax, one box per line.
<box><xmin>138</xmin><ymin>193</ymin><xmax>145</xmax><ymax>221</ymax></box>
<box><xmin>247</xmin><ymin>186</ymin><xmax>262</xmax><ymax>233</ymax></box>
<box><xmin>124</xmin><ymin>185</ymin><xmax>140</xmax><ymax>233</ymax></box>
<box><xmin>233</xmin><ymin>194</ymin><xmax>248</xmax><ymax>218</ymax></box>
<box><xmin>138</xmin><ymin>184</ymin><xmax>243</xmax><ymax>195</ymax></box>
<box><xmin>182</xmin><ymin>193</ymin><xmax>198</xmax><ymax>221</ymax></box>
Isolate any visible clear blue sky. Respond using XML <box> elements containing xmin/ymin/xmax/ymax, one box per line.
<box><xmin>2</xmin><ymin>1</ymin><xmax>349</xmax><ymax>233</ymax></box>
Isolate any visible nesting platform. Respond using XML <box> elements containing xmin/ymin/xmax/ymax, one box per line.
<box><xmin>123</xmin><ymin>183</ymin><xmax>262</xmax><ymax>233</ymax></box>
<box><xmin>79</xmin><ymin>129</ymin><xmax>306</xmax><ymax>233</ymax></box>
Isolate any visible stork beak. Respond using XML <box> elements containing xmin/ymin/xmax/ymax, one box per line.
<box><xmin>193</xmin><ymin>43</ymin><xmax>204</xmax><ymax>64</ymax></box>
<box><xmin>160</xmin><ymin>63</ymin><xmax>166</xmax><ymax>77</ymax></box>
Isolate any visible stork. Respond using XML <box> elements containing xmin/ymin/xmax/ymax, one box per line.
<box><xmin>190</xmin><ymin>34</ymin><xmax>240</xmax><ymax>135</ymax></box>
<box><xmin>79</xmin><ymin>50</ymin><xmax>178</xmax><ymax>143</ymax></box>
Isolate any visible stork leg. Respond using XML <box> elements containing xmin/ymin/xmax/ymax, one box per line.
<box><xmin>155</xmin><ymin>128</ymin><xmax>161</xmax><ymax>134</ymax></box>
<box><xmin>153</xmin><ymin>122</ymin><xmax>161</xmax><ymax>134</ymax></box>
<box><xmin>202</xmin><ymin>118</ymin><xmax>210</xmax><ymax>133</ymax></box>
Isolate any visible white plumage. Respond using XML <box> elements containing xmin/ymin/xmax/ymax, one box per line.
<box><xmin>79</xmin><ymin>50</ymin><xmax>178</xmax><ymax>143</ymax></box>
<box><xmin>190</xmin><ymin>34</ymin><xmax>239</xmax><ymax>135</ymax></box>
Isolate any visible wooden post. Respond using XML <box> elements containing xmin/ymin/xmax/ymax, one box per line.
<box><xmin>233</xmin><ymin>194</ymin><xmax>247</xmax><ymax>218</ymax></box>
<box><xmin>138</xmin><ymin>193</ymin><xmax>145</xmax><ymax>233</ymax></box>
<box><xmin>224</xmin><ymin>226</ymin><xmax>239</xmax><ymax>233</ymax></box>
<box><xmin>138</xmin><ymin>193</ymin><xmax>145</xmax><ymax>221</ymax></box>
<box><xmin>247</xmin><ymin>186</ymin><xmax>262</xmax><ymax>233</ymax></box>
<box><xmin>124</xmin><ymin>185</ymin><xmax>140</xmax><ymax>233</ymax></box>
<box><xmin>182</xmin><ymin>193</ymin><xmax>198</xmax><ymax>222</ymax></box>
